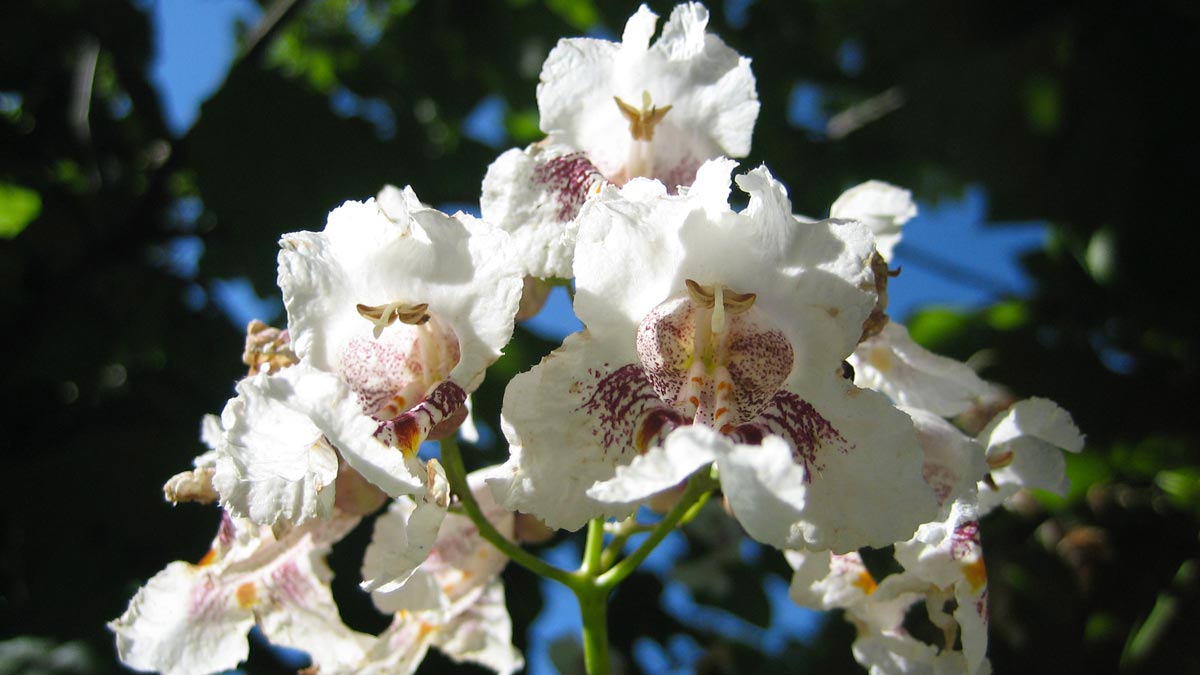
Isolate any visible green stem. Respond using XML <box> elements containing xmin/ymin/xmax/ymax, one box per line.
<box><xmin>582</xmin><ymin>518</ymin><xmax>606</xmax><ymax>575</ymax></box>
<box><xmin>599</xmin><ymin>518</ymin><xmax>650</xmax><ymax>571</ymax></box>
<box><xmin>438</xmin><ymin>436</ymin><xmax>578</xmax><ymax>588</ymax></box>
<box><xmin>577</xmin><ymin>585</ymin><xmax>611</xmax><ymax>675</ymax></box>
<box><xmin>597</xmin><ymin>470</ymin><xmax>716</xmax><ymax>591</ymax></box>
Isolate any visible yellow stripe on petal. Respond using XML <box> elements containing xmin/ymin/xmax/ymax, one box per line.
<box><xmin>962</xmin><ymin>558</ymin><xmax>988</xmax><ymax>592</ymax></box>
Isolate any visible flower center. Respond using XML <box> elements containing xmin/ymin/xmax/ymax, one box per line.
<box><xmin>636</xmin><ymin>279</ymin><xmax>793</xmax><ymax>431</ymax></box>
<box><xmin>339</xmin><ymin>304</ymin><xmax>460</xmax><ymax>420</ymax></box>
<box><xmin>614</xmin><ymin>90</ymin><xmax>672</xmax><ymax>181</ymax></box>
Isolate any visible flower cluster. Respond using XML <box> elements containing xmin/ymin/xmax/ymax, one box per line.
<box><xmin>112</xmin><ymin>5</ymin><xmax>1083</xmax><ymax>675</ymax></box>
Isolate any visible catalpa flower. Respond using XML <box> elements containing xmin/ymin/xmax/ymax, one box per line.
<box><xmin>789</xmin><ymin>409</ymin><xmax>993</xmax><ymax>674</ymax></box>
<box><xmin>480</xmin><ymin>2</ymin><xmax>758</xmax><ymax>280</ymax></box>
<box><xmin>851</xmin><ymin>322</ymin><xmax>995</xmax><ymax>419</ymax></box>
<box><xmin>362</xmin><ymin>467</ymin><xmax>513</xmax><ymax>615</ymax></box>
<box><xmin>277</xmin><ymin>186</ymin><xmax>522</xmax><ymax>492</ymax></box>
<box><xmin>491</xmin><ymin>160</ymin><xmax>937</xmax><ymax>551</ymax></box>
<box><xmin>975</xmin><ymin>396</ymin><xmax>1084</xmax><ymax>512</ymax></box>
<box><xmin>109</xmin><ymin>511</ymin><xmax>368</xmax><ymax>675</ymax></box>
<box><xmin>351</xmin><ymin>468</ymin><xmax>522</xmax><ymax>675</ymax></box>
<box><xmin>350</xmin><ymin>582</ymin><xmax>522</xmax><ymax>675</ymax></box>
<box><xmin>212</xmin><ymin>363</ymin><xmax>417</xmax><ymax>524</ymax></box>
<box><xmin>831</xmin><ymin>181</ymin><xmax>996</xmax><ymax>417</ymax></box>
<box><xmin>829</xmin><ymin>180</ymin><xmax>917</xmax><ymax>263</ymax></box>
<box><xmin>787</xmin><ymin>499</ymin><xmax>991</xmax><ymax>675</ymax></box>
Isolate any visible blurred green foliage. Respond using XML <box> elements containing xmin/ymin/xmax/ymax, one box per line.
<box><xmin>2</xmin><ymin>0</ymin><xmax>1198</xmax><ymax>673</ymax></box>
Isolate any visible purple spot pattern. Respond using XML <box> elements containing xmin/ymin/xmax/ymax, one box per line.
<box><xmin>635</xmin><ymin>298</ymin><xmax>694</xmax><ymax>406</ymax></box>
<box><xmin>922</xmin><ymin>463</ymin><xmax>958</xmax><ymax>505</ymax></box>
<box><xmin>576</xmin><ymin>363</ymin><xmax>684</xmax><ymax>456</ymax></box>
<box><xmin>533</xmin><ymin>152</ymin><xmax>603</xmax><ymax>222</ymax></box>
<box><xmin>268</xmin><ymin>559</ymin><xmax>311</xmax><ymax>606</ymax></box>
<box><xmin>950</xmin><ymin>520</ymin><xmax>980</xmax><ymax>561</ymax></box>
<box><xmin>339</xmin><ymin>335</ymin><xmax>424</xmax><ymax>418</ymax></box>
<box><xmin>654</xmin><ymin>157</ymin><xmax>700</xmax><ymax>195</ymax></box>
<box><xmin>729</xmin><ymin>391</ymin><xmax>852</xmax><ymax>483</ymax></box>
<box><xmin>725</xmin><ymin>315</ymin><xmax>794</xmax><ymax>423</ymax></box>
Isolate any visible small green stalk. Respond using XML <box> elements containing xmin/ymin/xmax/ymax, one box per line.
<box><xmin>598</xmin><ymin>470</ymin><xmax>716</xmax><ymax>590</ymax></box>
<box><xmin>441</xmin><ymin>437</ymin><xmax>717</xmax><ymax>675</ymax></box>
<box><xmin>438</xmin><ymin>437</ymin><xmax>577</xmax><ymax>587</ymax></box>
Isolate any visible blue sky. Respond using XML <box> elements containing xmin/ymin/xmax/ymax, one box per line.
<box><xmin>145</xmin><ymin>2</ymin><xmax>1044</xmax><ymax>672</ymax></box>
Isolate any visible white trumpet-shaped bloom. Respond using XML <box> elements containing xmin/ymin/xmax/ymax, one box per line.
<box><xmin>351</xmin><ymin>467</ymin><xmax>522</xmax><ymax>675</ymax></box>
<box><xmin>480</xmin><ymin>2</ymin><xmax>758</xmax><ymax>279</ymax></box>
<box><xmin>277</xmin><ymin>186</ymin><xmax>522</xmax><ymax>489</ymax></box>
<box><xmin>976</xmin><ymin>396</ymin><xmax>1084</xmax><ymax>512</ymax></box>
<box><xmin>109</xmin><ymin>512</ymin><xmax>368</xmax><ymax>675</ymax></box>
<box><xmin>212</xmin><ymin>363</ymin><xmax>419</xmax><ymax>524</ymax></box>
<box><xmin>492</xmin><ymin>160</ymin><xmax>936</xmax><ymax>550</ymax></box>
<box><xmin>851</xmin><ymin>322</ymin><xmax>995</xmax><ymax>418</ymax></box>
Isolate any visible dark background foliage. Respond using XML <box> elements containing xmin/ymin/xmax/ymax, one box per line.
<box><xmin>2</xmin><ymin>1</ymin><xmax>1198</xmax><ymax>673</ymax></box>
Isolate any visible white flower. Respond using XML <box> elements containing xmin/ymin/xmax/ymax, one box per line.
<box><xmin>539</xmin><ymin>3</ymin><xmax>758</xmax><ymax>186</ymax></box>
<box><xmin>850</xmin><ymin>322</ymin><xmax>995</xmax><ymax>418</ymax></box>
<box><xmin>363</xmin><ymin>466</ymin><xmax>514</xmax><ymax>617</ymax></box>
<box><xmin>976</xmin><ymin>397</ymin><xmax>1084</xmax><ymax>512</ymax></box>
<box><xmin>212</xmin><ymin>363</ymin><xmax>422</xmax><ymax>525</ymax></box>
<box><xmin>787</xmin><ymin>498</ymin><xmax>991</xmax><ymax>675</ymax></box>
<box><xmin>350</xmin><ymin>582</ymin><xmax>522</xmax><ymax>675</ymax></box>
<box><xmin>277</xmin><ymin>186</ymin><xmax>522</xmax><ymax>486</ymax></box>
<box><xmin>351</xmin><ymin>467</ymin><xmax>522</xmax><ymax>675</ymax></box>
<box><xmin>109</xmin><ymin>512</ymin><xmax>368</xmax><ymax>675</ymax></box>
<box><xmin>829</xmin><ymin>180</ymin><xmax>917</xmax><ymax>263</ymax></box>
<box><xmin>491</xmin><ymin>160</ymin><xmax>936</xmax><ymax>550</ymax></box>
<box><xmin>480</xmin><ymin>2</ymin><xmax>758</xmax><ymax>280</ymax></box>
<box><xmin>905</xmin><ymin>406</ymin><xmax>989</xmax><ymax>507</ymax></box>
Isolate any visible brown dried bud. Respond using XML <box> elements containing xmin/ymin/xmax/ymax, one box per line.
<box><xmin>858</xmin><ymin>252</ymin><xmax>892</xmax><ymax>343</ymax></box>
<box><xmin>242</xmin><ymin>320</ymin><xmax>298</xmax><ymax>375</ymax></box>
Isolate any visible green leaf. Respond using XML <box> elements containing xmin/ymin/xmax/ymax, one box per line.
<box><xmin>545</xmin><ymin>0</ymin><xmax>600</xmax><ymax>31</ymax></box>
<box><xmin>986</xmin><ymin>299</ymin><xmax>1029</xmax><ymax>331</ymax></box>
<box><xmin>0</xmin><ymin>183</ymin><xmax>41</xmax><ymax>238</ymax></box>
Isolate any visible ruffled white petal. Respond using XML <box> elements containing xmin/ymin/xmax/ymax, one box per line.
<box><xmin>785</xmin><ymin>549</ymin><xmax>879</xmax><ymax>611</ymax></box>
<box><xmin>829</xmin><ymin>181</ymin><xmax>917</xmax><ymax>262</ymax></box>
<box><xmin>903</xmin><ymin>406</ymin><xmax>989</xmax><ymax>506</ymax></box>
<box><xmin>490</xmin><ymin>332</ymin><xmax>650</xmax><ymax>531</ymax></box>
<box><xmin>110</xmin><ymin>513</ymin><xmax>365</xmax><ymax>675</ymax></box>
<box><xmin>979</xmin><ymin>396</ymin><xmax>1083</xmax><ymax>453</ymax></box>
<box><xmin>976</xmin><ymin>397</ymin><xmax>1084</xmax><ymax>510</ymax></box>
<box><xmin>351</xmin><ymin>617</ymin><xmax>434</xmax><ymax>675</ymax></box>
<box><xmin>480</xmin><ymin>141</ymin><xmax>603</xmax><ymax>279</ymax></box>
<box><xmin>109</xmin><ymin>562</ymin><xmax>255</xmax><ymax>675</ymax></box>
<box><xmin>851</xmin><ymin>322</ymin><xmax>994</xmax><ymax>418</ymax></box>
<box><xmin>213</xmin><ymin>365</ymin><xmax>345</xmax><ymax>525</ymax></box>
<box><xmin>736</xmin><ymin>380</ymin><xmax>938</xmax><ymax>552</ymax></box>
<box><xmin>375</xmin><ymin>467</ymin><xmax>514</xmax><ymax>615</ymax></box>
<box><xmin>361</xmin><ymin>461</ymin><xmax>450</xmax><ymax>594</ymax></box>
<box><xmin>586</xmin><ymin>424</ymin><xmax>718</xmax><ymax>505</ymax></box>
<box><xmin>432</xmin><ymin>581</ymin><xmax>524</xmax><ymax>675</ymax></box>
<box><xmin>253</xmin><ymin>541</ymin><xmax>373</xmax><ymax>673</ymax></box>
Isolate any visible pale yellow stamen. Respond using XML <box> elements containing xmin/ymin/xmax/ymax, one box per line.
<box><xmin>614</xmin><ymin>90</ymin><xmax>673</xmax><ymax>142</ymax></box>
